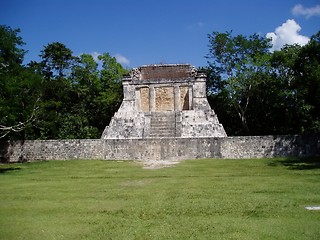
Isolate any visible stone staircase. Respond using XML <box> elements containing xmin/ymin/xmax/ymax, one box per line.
<box><xmin>149</xmin><ymin>112</ymin><xmax>177</xmax><ymax>138</ymax></box>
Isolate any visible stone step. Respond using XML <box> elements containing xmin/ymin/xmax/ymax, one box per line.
<box><xmin>151</xmin><ymin>118</ymin><xmax>175</xmax><ymax>122</ymax></box>
<box><xmin>149</xmin><ymin>128</ymin><xmax>175</xmax><ymax>135</ymax></box>
<box><xmin>151</xmin><ymin>113</ymin><xmax>175</xmax><ymax>120</ymax></box>
<box><xmin>150</xmin><ymin>128</ymin><xmax>176</xmax><ymax>133</ymax></box>
<box><xmin>151</xmin><ymin>123</ymin><xmax>174</xmax><ymax>127</ymax></box>
<box><xmin>149</xmin><ymin>130</ymin><xmax>175</xmax><ymax>135</ymax></box>
<box><xmin>151</xmin><ymin>123</ymin><xmax>175</xmax><ymax>127</ymax></box>
<box><xmin>151</xmin><ymin>112</ymin><xmax>176</xmax><ymax>115</ymax></box>
<box><xmin>150</xmin><ymin>126</ymin><xmax>175</xmax><ymax>131</ymax></box>
<box><xmin>149</xmin><ymin>133</ymin><xmax>175</xmax><ymax>138</ymax></box>
<box><xmin>149</xmin><ymin>112</ymin><xmax>179</xmax><ymax>138</ymax></box>
<box><xmin>150</xmin><ymin>129</ymin><xmax>175</xmax><ymax>134</ymax></box>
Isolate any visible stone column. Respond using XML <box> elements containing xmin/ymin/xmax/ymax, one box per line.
<box><xmin>188</xmin><ymin>85</ymin><xmax>193</xmax><ymax>110</ymax></box>
<box><xmin>122</xmin><ymin>76</ymin><xmax>133</xmax><ymax>101</ymax></box>
<box><xmin>194</xmin><ymin>72</ymin><xmax>207</xmax><ymax>98</ymax></box>
<box><xmin>135</xmin><ymin>88</ymin><xmax>141</xmax><ymax>112</ymax></box>
<box><xmin>149</xmin><ymin>86</ymin><xmax>155</xmax><ymax>112</ymax></box>
<box><xmin>119</xmin><ymin>76</ymin><xmax>135</xmax><ymax>112</ymax></box>
<box><xmin>193</xmin><ymin>71</ymin><xmax>210</xmax><ymax>110</ymax></box>
<box><xmin>174</xmin><ymin>85</ymin><xmax>180</xmax><ymax>111</ymax></box>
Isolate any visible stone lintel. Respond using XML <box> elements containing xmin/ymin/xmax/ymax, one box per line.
<box><xmin>131</xmin><ymin>77</ymin><xmax>194</xmax><ymax>85</ymax></box>
<box><xmin>138</xmin><ymin>64</ymin><xmax>195</xmax><ymax>80</ymax></box>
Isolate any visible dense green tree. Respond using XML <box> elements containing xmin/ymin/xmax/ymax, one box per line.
<box><xmin>38</xmin><ymin>42</ymin><xmax>75</xmax><ymax>79</ymax></box>
<box><xmin>27</xmin><ymin>43</ymin><xmax>75</xmax><ymax>139</ymax></box>
<box><xmin>30</xmin><ymin>48</ymin><xmax>127</xmax><ymax>139</ymax></box>
<box><xmin>206</xmin><ymin>31</ymin><xmax>272</xmax><ymax>135</ymax></box>
<box><xmin>95</xmin><ymin>53</ymin><xmax>127</xmax><ymax>129</ymax></box>
<box><xmin>269</xmin><ymin>44</ymin><xmax>302</xmax><ymax>134</ymax></box>
<box><xmin>69</xmin><ymin>53</ymin><xmax>105</xmax><ymax>138</ymax></box>
<box><xmin>292</xmin><ymin>32</ymin><xmax>320</xmax><ymax>133</ymax></box>
<box><xmin>207</xmin><ymin>30</ymin><xmax>320</xmax><ymax>135</ymax></box>
<box><xmin>0</xmin><ymin>25</ymin><xmax>128</xmax><ymax>140</ymax></box>
<box><xmin>0</xmin><ymin>25</ymin><xmax>42</xmax><ymax>139</ymax></box>
<box><xmin>0</xmin><ymin>25</ymin><xmax>25</xmax><ymax>66</ymax></box>
<box><xmin>268</xmin><ymin>32</ymin><xmax>320</xmax><ymax>134</ymax></box>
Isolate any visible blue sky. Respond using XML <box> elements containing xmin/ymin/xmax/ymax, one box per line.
<box><xmin>1</xmin><ymin>0</ymin><xmax>319</xmax><ymax>68</ymax></box>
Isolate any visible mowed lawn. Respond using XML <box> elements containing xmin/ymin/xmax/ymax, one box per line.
<box><xmin>1</xmin><ymin>158</ymin><xmax>320</xmax><ymax>240</ymax></box>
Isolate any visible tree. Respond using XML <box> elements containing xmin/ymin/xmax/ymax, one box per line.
<box><xmin>269</xmin><ymin>44</ymin><xmax>302</xmax><ymax>134</ymax></box>
<box><xmin>206</xmin><ymin>31</ymin><xmax>272</xmax><ymax>135</ymax></box>
<box><xmin>206</xmin><ymin>30</ymin><xmax>320</xmax><ymax>135</ymax></box>
<box><xmin>0</xmin><ymin>26</ymin><xmax>132</xmax><ymax>140</ymax></box>
<box><xmin>95</xmin><ymin>53</ymin><xmax>128</xmax><ymax>130</ymax></box>
<box><xmin>67</xmin><ymin>53</ymin><xmax>102</xmax><ymax>138</ymax></box>
<box><xmin>0</xmin><ymin>25</ymin><xmax>25</xmax><ymax>67</ymax></box>
<box><xmin>269</xmin><ymin>32</ymin><xmax>320</xmax><ymax>134</ymax></box>
<box><xmin>0</xmin><ymin>25</ymin><xmax>42</xmax><ymax>139</ymax></box>
<box><xmin>292</xmin><ymin>32</ymin><xmax>320</xmax><ymax>133</ymax></box>
<box><xmin>29</xmin><ymin>48</ymin><xmax>128</xmax><ymax>139</ymax></box>
<box><xmin>23</xmin><ymin>42</ymin><xmax>77</xmax><ymax>139</ymax></box>
<box><xmin>38</xmin><ymin>42</ymin><xmax>75</xmax><ymax>79</ymax></box>
<box><xmin>69</xmin><ymin>53</ymin><xmax>128</xmax><ymax>138</ymax></box>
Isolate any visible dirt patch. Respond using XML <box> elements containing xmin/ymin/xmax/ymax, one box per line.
<box><xmin>139</xmin><ymin>160</ymin><xmax>181</xmax><ymax>169</ymax></box>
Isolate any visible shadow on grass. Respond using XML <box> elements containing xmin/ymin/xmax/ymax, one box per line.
<box><xmin>268</xmin><ymin>157</ymin><xmax>320</xmax><ymax>170</ymax></box>
<box><xmin>0</xmin><ymin>166</ymin><xmax>22</xmax><ymax>174</ymax></box>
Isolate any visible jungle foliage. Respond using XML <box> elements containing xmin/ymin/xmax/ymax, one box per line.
<box><xmin>206</xmin><ymin>31</ymin><xmax>320</xmax><ymax>135</ymax></box>
<box><xmin>1</xmin><ymin>25</ymin><xmax>127</xmax><ymax>139</ymax></box>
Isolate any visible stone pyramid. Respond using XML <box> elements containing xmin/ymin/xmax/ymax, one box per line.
<box><xmin>101</xmin><ymin>64</ymin><xmax>227</xmax><ymax>139</ymax></box>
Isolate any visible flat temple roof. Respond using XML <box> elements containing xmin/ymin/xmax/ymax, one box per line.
<box><xmin>138</xmin><ymin>64</ymin><xmax>194</xmax><ymax>80</ymax></box>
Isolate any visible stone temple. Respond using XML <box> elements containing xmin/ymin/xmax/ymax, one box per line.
<box><xmin>101</xmin><ymin>64</ymin><xmax>227</xmax><ymax>139</ymax></box>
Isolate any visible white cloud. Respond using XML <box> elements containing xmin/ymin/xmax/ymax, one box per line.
<box><xmin>90</xmin><ymin>51</ymin><xmax>102</xmax><ymax>62</ymax></box>
<box><xmin>292</xmin><ymin>4</ymin><xmax>320</xmax><ymax>19</ymax></box>
<box><xmin>266</xmin><ymin>19</ymin><xmax>310</xmax><ymax>51</ymax></box>
<box><xmin>114</xmin><ymin>53</ymin><xmax>130</xmax><ymax>66</ymax></box>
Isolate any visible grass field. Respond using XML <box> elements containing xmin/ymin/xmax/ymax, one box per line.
<box><xmin>1</xmin><ymin>158</ymin><xmax>320</xmax><ymax>239</ymax></box>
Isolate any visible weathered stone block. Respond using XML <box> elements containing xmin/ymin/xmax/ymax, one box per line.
<box><xmin>155</xmin><ymin>86</ymin><xmax>174</xmax><ymax>111</ymax></box>
<box><xmin>140</xmin><ymin>87</ymin><xmax>149</xmax><ymax>112</ymax></box>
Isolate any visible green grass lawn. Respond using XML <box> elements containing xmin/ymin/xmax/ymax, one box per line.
<box><xmin>1</xmin><ymin>158</ymin><xmax>320</xmax><ymax>240</ymax></box>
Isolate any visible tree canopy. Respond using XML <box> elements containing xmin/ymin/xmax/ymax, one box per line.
<box><xmin>0</xmin><ymin>25</ymin><xmax>128</xmax><ymax>139</ymax></box>
<box><xmin>206</xmin><ymin>31</ymin><xmax>320</xmax><ymax>135</ymax></box>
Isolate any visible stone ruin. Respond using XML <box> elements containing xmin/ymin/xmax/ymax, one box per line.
<box><xmin>101</xmin><ymin>64</ymin><xmax>227</xmax><ymax>139</ymax></box>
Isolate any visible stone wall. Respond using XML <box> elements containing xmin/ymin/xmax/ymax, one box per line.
<box><xmin>103</xmin><ymin>138</ymin><xmax>222</xmax><ymax>161</ymax></box>
<box><xmin>1</xmin><ymin>135</ymin><xmax>319</xmax><ymax>163</ymax></box>
<box><xmin>220</xmin><ymin>135</ymin><xmax>320</xmax><ymax>159</ymax></box>
<box><xmin>0</xmin><ymin>139</ymin><xmax>103</xmax><ymax>163</ymax></box>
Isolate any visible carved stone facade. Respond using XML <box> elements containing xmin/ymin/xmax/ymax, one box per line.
<box><xmin>101</xmin><ymin>64</ymin><xmax>227</xmax><ymax>139</ymax></box>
